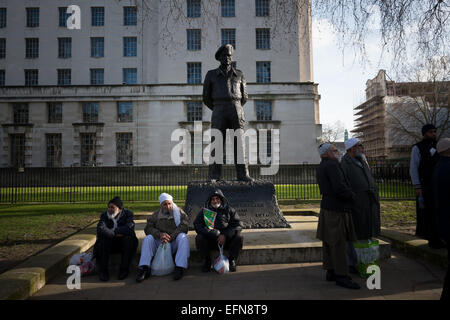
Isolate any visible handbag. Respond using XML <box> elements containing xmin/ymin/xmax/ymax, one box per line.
<box><xmin>151</xmin><ymin>242</ymin><xmax>175</xmax><ymax>276</ymax></box>
<box><xmin>213</xmin><ymin>244</ymin><xmax>229</xmax><ymax>274</ymax></box>
<box><xmin>353</xmin><ymin>239</ymin><xmax>380</xmax><ymax>278</ymax></box>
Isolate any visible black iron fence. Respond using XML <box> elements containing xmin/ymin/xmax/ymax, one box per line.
<box><xmin>0</xmin><ymin>164</ymin><xmax>414</xmax><ymax>203</ymax></box>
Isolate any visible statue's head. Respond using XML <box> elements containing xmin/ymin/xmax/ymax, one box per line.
<box><xmin>215</xmin><ymin>44</ymin><xmax>234</xmax><ymax>68</ymax></box>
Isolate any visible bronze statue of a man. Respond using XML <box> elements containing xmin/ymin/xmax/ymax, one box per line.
<box><xmin>203</xmin><ymin>44</ymin><xmax>253</xmax><ymax>182</ymax></box>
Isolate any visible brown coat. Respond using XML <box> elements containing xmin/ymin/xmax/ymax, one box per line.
<box><xmin>144</xmin><ymin>207</ymin><xmax>189</xmax><ymax>241</ymax></box>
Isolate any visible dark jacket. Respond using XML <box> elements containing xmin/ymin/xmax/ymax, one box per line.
<box><xmin>340</xmin><ymin>153</ymin><xmax>381</xmax><ymax>239</ymax></box>
<box><xmin>202</xmin><ymin>67</ymin><xmax>248</xmax><ymax>110</ymax></box>
<box><xmin>193</xmin><ymin>189</ymin><xmax>243</xmax><ymax>239</ymax></box>
<box><xmin>144</xmin><ymin>207</ymin><xmax>189</xmax><ymax>241</ymax></box>
<box><xmin>96</xmin><ymin>208</ymin><xmax>136</xmax><ymax>239</ymax></box>
<box><xmin>433</xmin><ymin>156</ymin><xmax>450</xmax><ymax>243</ymax></box>
<box><xmin>316</xmin><ymin>157</ymin><xmax>355</xmax><ymax>213</ymax></box>
<box><xmin>416</xmin><ymin>139</ymin><xmax>439</xmax><ymax>188</ymax></box>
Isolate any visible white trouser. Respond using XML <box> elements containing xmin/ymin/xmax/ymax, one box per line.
<box><xmin>138</xmin><ymin>233</ymin><xmax>190</xmax><ymax>269</ymax></box>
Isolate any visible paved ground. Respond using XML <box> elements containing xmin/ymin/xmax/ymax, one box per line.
<box><xmin>31</xmin><ymin>248</ymin><xmax>445</xmax><ymax>300</ymax></box>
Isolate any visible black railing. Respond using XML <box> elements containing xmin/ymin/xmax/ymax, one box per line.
<box><xmin>0</xmin><ymin>164</ymin><xmax>415</xmax><ymax>203</ymax></box>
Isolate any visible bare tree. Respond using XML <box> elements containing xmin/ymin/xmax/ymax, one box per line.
<box><xmin>321</xmin><ymin>120</ymin><xmax>346</xmax><ymax>143</ymax></box>
<box><xmin>386</xmin><ymin>56</ymin><xmax>450</xmax><ymax>145</ymax></box>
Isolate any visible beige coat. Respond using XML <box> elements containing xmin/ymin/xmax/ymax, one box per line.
<box><xmin>144</xmin><ymin>207</ymin><xmax>189</xmax><ymax>241</ymax></box>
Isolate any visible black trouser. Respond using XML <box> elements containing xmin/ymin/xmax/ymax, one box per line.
<box><xmin>442</xmin><ymin>243</ymin><xmax>450</xmax><ymax>300</ymax></box>
<box><xmin>94</xmin><ymin>235</ymin><xmax>138</xmax><ymax>273</ymax></box>
<box><xmin>417</xmin><ymin>186</ymin><xmax>442</xmax><ymax>245</ymax></box>
<box><xmin>196</xmin><ymin>231</ymin><xmax>244</xmax><ymax>261</ymax></box>
<box><xmin>209</xmin><ymin>102</ymin><xmax>249</xmax><ymax>180</ymax></box>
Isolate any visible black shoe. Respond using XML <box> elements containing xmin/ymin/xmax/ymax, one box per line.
<box><xmin>202</xmin><ymin>259</ymin><xmax>211</xmax><ymax>273</ymax></box>
<box><xmin>326</xmin><ymin>270</ymin><xmax>335</xmax><ymax>281</ymax></box>
<box><xmin>349</xmin><ymin>265</ymin><xmax>359</xmax><ymax>275</ymax></box>
<box><xmin>229</xmin><ymin>259</ymin><xmax>237</xmax><ymax>272</ymax></box>
<box><xmin>428</xmin><ymin>240</ymin><xmax>446</xmax><ymax>249</ymax></box>
<box><xmin>99</xmin><ymin>270</ymin><xmax>109</xmax><ymax>282</ymax></box>
<box><xmin>118</xmin><ymin>269</ymin><xmax>129</xmax><ymax>280</ymax></box>
<box><xmin>335</xmin><ymin>276</ymin><xmax>361</xmax><ymax>289</ymax></box>
<box><xmin>136</xmin><ymin>266</ymin><xmax>148</xmax><ymax>283</ymax></box>
<box><xmin>173</xmin><ymin>266</ymin><xmax>184</xmax><ymax>280</ymax></box>
<box><xmin>237</xmin><ymin>175</ymin><xmax>254</xmax><ymax>182</ymax></box>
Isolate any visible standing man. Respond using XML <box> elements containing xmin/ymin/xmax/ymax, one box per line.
<box><xmin>316</xmin><ymin>143</ymin><xmax>360</xmax><ymax>289</ymax></box>
<box><xmin>194</xmin><ymin>189</ymin><xmax>244</xmax><ymax>272</ymax></box>
<box><xmin>433</xmin><ymin>138</ymin><xmax>450</xmax><ymax>300</ymax></box>
<box><xmin>136</xmin><ymin>193</ymin><xmax>190</xmax><ymax>282</ymax></box>
<box><xmin>203</xmin><ymin>44</ymin><xmax>253</xmax><ymax>182</ymax></box>
<box><xmin>410</xmin><ymin>124</ymin><xmax>445</xmax><ymax>248</ymax></box>
<box><xmin>93</xmin><ymin>196</ymin><xmax>138</xmax><ymax>282</ymax></box>
<box><xmin>340</xmin><ymin>138</ymin><xmax>381</xmax><ymax>273</ymax></box>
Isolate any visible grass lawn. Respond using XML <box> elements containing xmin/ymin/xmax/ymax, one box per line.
<box><xmin>0</xmin><ymin>200</ymin><xmax>417</xmax><ymax>275</ymax></box>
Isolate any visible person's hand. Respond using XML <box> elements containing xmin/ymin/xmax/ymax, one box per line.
<box><xmin>218</xmin><ymin>234</ymin><xmax>226</xmax><ymax>246</ymax></box>
<box><xmin>415</xmin><ymin>189</ymin><xmax>423</xmax><ymax>198</ymax></box>
<box><xmin>115</xmin><ymin>233</ymin><xmax>124</xmax><ymax>238</ymax></box>
<box><xmin>160</xmin><ymin>233</ymin><xmax>171</xmax><ymax>243</ymax></box>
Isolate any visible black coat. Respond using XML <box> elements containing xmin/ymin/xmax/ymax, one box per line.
<box><xmin>316</xmin><ymin>157</ymin><xmax>355</xmax><ymax>213</ymax></box>
<box><xmin>433</xmin><ymin>157</ymin><xmax>450</xmax><ymax>243</ymax></box>
<box><xmin>96</xmin><ymin>208</ymin><xmax>136</xmax><ymax>239</ymax></box>
<box><xmin>193</xmin><ymin>189</ymin><xmax>243</xmax><ymax>239</ymax></box>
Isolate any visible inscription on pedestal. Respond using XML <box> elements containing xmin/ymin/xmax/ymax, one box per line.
<box><xmin>184</xmin><ymin>180</ymin><xmax>290</xmax><ymax>229</ymax></box>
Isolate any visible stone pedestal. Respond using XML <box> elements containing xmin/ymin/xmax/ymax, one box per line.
<box><xmin>184</xmin><ymin>180</ymin><xmax>290</xmax><ymax>229</ymax></box>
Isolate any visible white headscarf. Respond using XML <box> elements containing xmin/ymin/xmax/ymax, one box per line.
<box><xmin>344</xmin><ymin>137</ymin><xmax>359</xmax><ymax>150</ymax></box>
<box><xmin>318</xmin><ymin>143</ymin><xmax>332</xmax><ymax>156</ymax></box>
<box><xmin>158</xmin><ymin>193</ymin><xmax>180</xmax><ymax>227</ymax></box>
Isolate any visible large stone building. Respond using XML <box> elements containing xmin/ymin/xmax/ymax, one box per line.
<box><xmin>0</xmin><ymin>0</ymin><xmax>321</xmax><ymax>168</ymax></box>
<box><xmin>352</xmin><ymin>70</ymin><xmax>449</xmax><ymax>159</ymax></box>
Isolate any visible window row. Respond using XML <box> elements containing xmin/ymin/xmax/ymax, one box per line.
<box><xmin>8</xmin><ymin>132</ymin><xmax>134</xmax><ymax>168</ymax></box>
<box><xmin>0</xmin><ymin>37</ymin><xmax>138</xmax><ymax>59</ymax></box>
<box><xmin>0</xmin><ymin>7</ymin><xmax>138</xmax><ymax>29</ymax></box>
<box><xmin>187</xmin><ymin>0</ymin><xmax>270</xmax><ymax>18</ymax></box>
<box><xmin>187</xmin><ymin>61</ymin><xmax>271</xmax><ymax>84</ymax></box>
<box><xmin>187</xmin><ymin>28</ymin><xmax>270</xmax><ymax>51</ymax></box>
<box><xmin>9</xmin><ymin>100</ymin><xmax>273</xmax><ymax>125</ymax></box>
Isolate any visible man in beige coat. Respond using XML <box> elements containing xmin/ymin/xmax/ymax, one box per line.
<box><xmin>136</xmin><ymin>193</ymin><xmax>190</xmax><ymax>282</ymax></box>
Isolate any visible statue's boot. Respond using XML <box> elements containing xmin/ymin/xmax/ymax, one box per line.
<box><xmin>209</xmin><ymin>164</ymin><xmax>222</xmax><ymax>181</ymax></box>
<box><xmin>236</xmin><ymin>164</ymin><xmax>253</xmax><ymax>182</ymax></box>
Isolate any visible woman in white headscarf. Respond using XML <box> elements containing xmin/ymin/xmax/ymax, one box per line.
<box><xmin>136</xmin><ymin>193</ymin><xmax>190</xmax><ymax>282</ymax></box>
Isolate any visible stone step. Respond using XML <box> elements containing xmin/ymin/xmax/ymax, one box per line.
<box><xmin>107</xmin><ymin>216</ymin><xmax>390</xmax><ymax>267</ymax></box>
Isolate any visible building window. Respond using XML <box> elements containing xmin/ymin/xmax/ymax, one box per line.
<box><xmin>256</xmin><ymin>100</ymin><xmax>272</xmax><ymax>120</ymax></box>
<box><xmin>58</xmin><ymin>38</ymin><xmax>71</xmax><ymax>58</ymax></box>
<box><xmin>90</xmin><ymin>69</ymin><xmax>104</xmax><ymax>85</ymax></box>
<box><xmin>91</xmin><ymin>37</ymin><xmax>104</xmax><ymax>57</ymax></box>
<box><xmin>256</xmin><ymin>28</ymin><xmax>270</xmax><ymax>49</ymax></box>
<box><xmin>221</xmin><ymin>29</ymin><xmax>236</xmax><ymax>49</ymax></box>
<box><xmin>124</xmin><ymin>7</ymin><xmax>137</xmax><ymax>25</ymax></box>
<box><xmin>25</xmin><ymin>38</ymin><xmax>39</xmax><ymax>58</ymax></box>
<box><xmin>91</xmin><ymin>7</ymin><xmax>104</xmax><ymax>26</ymax></box>
<box><xmin>116</xmin><ymin>133</ymin><xmax>133</xmax><ymax>166</ymax></box>
<box><xmin>59</xmin><ymin>7</ymin><xmax>71</xmax><ymax>27</ymax></box>
<box><xmin>118</xmin><ymin>102</ymin><xmax>133</xmax><ymax>122</ymax></box>
<box><xmin>0</xmin><ymin>8</ymin><xmax>6</xmax><ymax>28</ymax></box>
<box><xmin>80</xmin><ymin>133</ymin><xmax>97</xmax><ymax>166</ymax></box>
<box><xmin>256</xmin><ymin>0</ymin><xmax>270</xmax><ymax>16</ymax></box>
<box><xmin>187</xmin><ymin>102</ymin><xmax>203</xmax><ymax>121</ymax></box>
<box><xmin>57</xmin><ymin>69</ymin><xmax>71</xmax><ymax>85</ymax></box>
<box><xmin>46</xmin><ymin>134</ymin><xmax>62</xmax><ymax>167</ymax></box>
<box><xmin>26</xmin><ymin>8</ymin><xmax>39</xmax><ymax>27</ymax></box>
<box><xmin>48</xmin><ymin>103</ymin><xmax>62</xmax><ymax>123</ymax></box>
<box><xmin>187</xmin><ymin>0</ymin><xmax>201</xmax><ymax>18</ymax></box>
<box><xmin>187</xmin><ymin>29</ymin><xmax>201</xmax><ymax>51</ymax></box>
<box><xmin>82</xmin><ymin>102</ymin><xmax>99</xmax><ymax>123</ymax></box>
<box><xmin>10</xmin><ymin>134</ymin><xmax>26</xmax><ymax>168</ymax></box>
<box><xmin>221</xmin><ymin>0</ymin><xmax>235</xmax><ymax>17</ymax></box>
<box><xmin>0</xmin><ymin>38</ymin><xmax>5</xmax><ymax>58</ymax></box>
<box><xmin>187</xmin><ymin>62</ymin><xmax>201</xmax><ymax>84</ymax></box>
<box><xmin>25</xmin><ymin>69</ymin><xmax>38</xmax><ymax>86</ymax></box>
<box><xmin>256</xmin><ymin>61</ymin><xmax>271</xmax><ymax>83</ymax></box>
<box><xmin>13</xmin><ymin>103</ymin><xmax>29</xmax><ymax>124</ymax></box>
<box><xmin>123</xmin><ymin>37</ymin><xmax>137</xmax><ymax>57</ymax></box>
<box><xmin>123</xmin><ymin>68</ymin><xmax>137</xmax><ymax>84</ymax></box>
<box><xmin>0</xmin><ymin>69</ymin><xmax>4</xmax><ymax>86</ymax></box>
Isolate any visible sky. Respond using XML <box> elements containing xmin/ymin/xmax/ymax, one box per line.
<box><xmin>311</xmin><ymin>18</ymin><xmax>392</xmax><ymax>137</ymax></box>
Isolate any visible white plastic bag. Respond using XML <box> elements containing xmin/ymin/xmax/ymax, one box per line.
<box><xmin>151</xmin><ymin>242</ymin><xmax>175</xmax><ymax>276</ymax></box>
<box><xmin>213</xmin><ymin>244</ymin><xmax>229</xmax><ymax>274</ymax></box>
<box><xmin>69</xmin><ymin>252</ymin><xmax>96</xmax><ymax>276</ymax></box>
